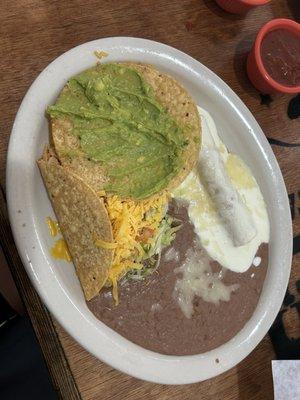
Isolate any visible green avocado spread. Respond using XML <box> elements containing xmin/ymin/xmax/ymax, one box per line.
<box><xmin>48</xmin><ymin>63</ymin><xmax>188</xmax><ymax>199</ymax></box>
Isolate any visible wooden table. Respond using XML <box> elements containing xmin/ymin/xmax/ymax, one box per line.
<box><xmin>0</xmin><ymin>1</ymin><xmax>299</xmax><ymax>399</ymax></box>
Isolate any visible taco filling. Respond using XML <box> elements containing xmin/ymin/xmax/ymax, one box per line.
<box><xmin>99</xmin><ymin>192</ymin><xmax>181</xmax><ymax>303</ymax></box>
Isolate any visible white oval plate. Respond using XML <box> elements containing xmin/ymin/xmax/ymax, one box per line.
<box><xmin>6</xmin><ymin>37</ymin><xmax>292</xmax><ymax>385</ymax></box>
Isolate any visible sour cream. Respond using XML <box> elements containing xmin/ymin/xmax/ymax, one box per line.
<box><xmin>172</xmin><ymin>108</ymin><xmax>269</xmax><ymax>273</ymax></box>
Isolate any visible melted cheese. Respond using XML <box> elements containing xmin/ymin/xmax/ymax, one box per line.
<box><xmin>47</xmin><ymin>217</ymin><xmax>71</xmax><ymax>261</ymax></box>
<box><xmin>174</xmin><ymin>242</ymin><xmax>239</xmax><ymax>318</ymax></box>
<box><xmin>46</xmin><ymin>217</ymin><xmax>60</xmax><ymax>236</ymax></box>
<box><xmin>50</xmin><ymin>238</ymin><xmax>72</xmax><ymax>262</ymax></box>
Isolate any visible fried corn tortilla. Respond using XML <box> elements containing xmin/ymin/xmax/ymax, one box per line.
<box><xmin>123</xmin><ymin>63</ymin><xmax>201</xmax><ymax>192</ymax></box>
<box><xmin>38</xmin><ymin>147</ymin><xmax>114</xmax><ymax>300</ymax></box>
<box><xmin>48</xmin><ymin>62</ymin><xmax>201</xmax><ymax>199</ymax></box>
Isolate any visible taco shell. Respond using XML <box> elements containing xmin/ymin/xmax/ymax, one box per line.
<box><xmin>38</xmin><ymin>147</ymin><xmax>114</xmax><ymax>300</ymax></box>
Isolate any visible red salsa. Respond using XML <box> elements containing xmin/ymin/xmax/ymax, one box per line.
<box><xmin>261</xmin><ymin>28</ymin><xmax>300</xmax><ymax>87</ymax></box>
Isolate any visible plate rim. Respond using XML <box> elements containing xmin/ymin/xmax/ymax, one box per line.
<box><xmin>6</xmin><ymin>36</ymin><xmax>292</xmax><ymax>384</ymax></box>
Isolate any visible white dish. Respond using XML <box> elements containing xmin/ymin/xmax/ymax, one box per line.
<box><xmin>6</xmin><ymin>37</ymin><xmax>292</xmax><ymax>384</ymax></box>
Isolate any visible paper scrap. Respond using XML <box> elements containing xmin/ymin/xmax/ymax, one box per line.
<box><xmin>272</xmin><ymin>360</ymin><xmax>300</xmax><ymax>400</ymax></box>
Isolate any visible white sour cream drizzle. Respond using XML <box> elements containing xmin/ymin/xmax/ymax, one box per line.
<box><xmin>253</xmin><ymin>256</ymin><xmax>262</xmax><ymax>267</ymax></box>
<box><xmin>164</xmin><ymin>247</ymin><xmax>179</xmax><ymax>262</ymax></box>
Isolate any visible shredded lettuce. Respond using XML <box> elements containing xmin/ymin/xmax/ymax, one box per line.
<box><xmin>147</xmin><ymin>215</ymin><xmax>181</xmax><ymax>258</ymax></box>
<box><xmin>123</xmin><ymin>214</ymin><xmax>181</xmax><ymax>282</ymax></box>
<box><xmin>125</xmin><ymin>255</ymin><xmax>159</xmax><ymax>281</ymax></box>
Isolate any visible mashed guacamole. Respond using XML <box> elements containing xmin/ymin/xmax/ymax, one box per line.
<box><xmin>48</xmin><ymin>63</ymin><xmax>188</xmax><ymax>199</ymax></box>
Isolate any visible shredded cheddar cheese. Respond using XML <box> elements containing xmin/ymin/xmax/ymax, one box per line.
<box><xmin>94</xmin><ymin>50</ymin><xmax>109</xmax><ymax>60</ymax></box>
<box><xmin>94</xmin><ymin>237</ymin><xmax>118</xmax><ymax>250</ymax></box>
<box><xmin>104</xmin><ymin>192</ymin><xmax>169</xmax><ymax>302</ymax></box>
<box><xmin>47</xmin><ymin>217</ymin><xmax>60</xmax><ymax>237</ymax></box>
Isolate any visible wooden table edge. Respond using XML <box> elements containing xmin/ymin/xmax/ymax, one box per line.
<box><xmin>0</xmin><ymin>185</ymin><xmax>81</xmax><ymax>400</ymax></box>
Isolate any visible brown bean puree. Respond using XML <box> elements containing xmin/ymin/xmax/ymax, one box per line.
<box><xmin>261</xmin><ymin>28</ymin><xmax>300</xmax><ymax>87</ymax></box>
<box><xmin>88</xmin><ymin>201</ymin><xmax>268</xmax><ymax>356</ymax></box>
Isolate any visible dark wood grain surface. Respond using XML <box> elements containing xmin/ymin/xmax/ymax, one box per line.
<box><xmin>0</xmin><ymin>1</ymin><xmax>299</xmax><ymax>399</ymax></box>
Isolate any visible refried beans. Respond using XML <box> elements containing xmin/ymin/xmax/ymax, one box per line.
<box><xmin>88</xmin><ymin>200</ymin><xmax>268</xmax><ymax>356</ymax></box>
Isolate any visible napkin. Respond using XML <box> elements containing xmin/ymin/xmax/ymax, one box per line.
<box><xmin>272</xmin><ymin>360</ymin><xmax>300</xmax><ymax>400</ymax></box>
